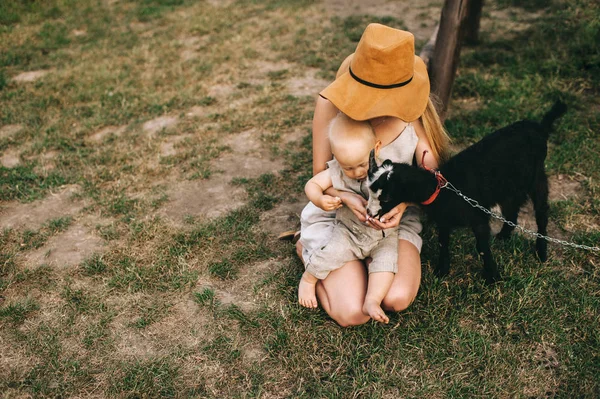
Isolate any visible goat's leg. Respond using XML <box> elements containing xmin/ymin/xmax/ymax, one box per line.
<box><xmin>435</xmin><ymin>225</ymin><xmax>451</xmax><ymax>278</ymax></box>
<box><xmin>472</xmin><ymin>222</ymin><xmax>500</xmax><ymax>284</ymax></box>
<box><xmin>530</xmin><ymin>169</ymin><xmax>550</xmax><ymax>262</ymax></box>
<box><xmin>497</xmin><ymin>197</ymin><xmax>525</xmax><ymax>239</ymax></box>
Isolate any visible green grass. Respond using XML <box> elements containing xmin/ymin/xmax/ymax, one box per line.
<box><xmin>0</xmin><ymin>0</ymin><xmax>598</xmax><ymax>397</ymax></box>
<box><xmin>109</xmin><ymin>357</ymin><xmax>179</xmax><ymax>398</ymax></box>
<box><xmin>0</xmin><ymin>297</ymin><xmax>39</xmax><ymax>324</ymax></box>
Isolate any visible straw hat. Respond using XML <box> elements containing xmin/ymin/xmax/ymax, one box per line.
<box><xmin>320</xmin><ymin>23</ymin><xmax>430</xmax><ymax>122</ymax></box>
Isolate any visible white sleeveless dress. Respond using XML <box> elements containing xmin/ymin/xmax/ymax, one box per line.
<box><xmin>299</xmin><ymin>123</ymin><xmax>423</xmax><ymax>264</ymax></box>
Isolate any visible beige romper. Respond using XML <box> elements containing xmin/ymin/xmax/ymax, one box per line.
<box><xmin>304</xmin><ymin>159</ymin><xmax>399</xmax><ymax>279</ymax></box>
<box><xmin>299</xmin><ymin>123</ymin><xmax>423</xmax><ymax>272</ymax></box>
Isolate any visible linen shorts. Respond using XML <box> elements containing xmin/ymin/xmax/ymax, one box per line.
<box><xmin>299</xmin><ymin>203</ymin><xmax>423</xmax><ymax>278</ymax></box>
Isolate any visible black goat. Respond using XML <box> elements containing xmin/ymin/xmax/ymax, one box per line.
<box><xmin>366</xmin><ymin>101</ymin><xmax>567</xmax><ymax>283</ymax></box>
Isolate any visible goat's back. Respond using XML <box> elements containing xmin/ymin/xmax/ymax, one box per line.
<box><xmin>437</xmin><ymin>120</ymin><xmax>549</xmax><ymax>215</ymax></box>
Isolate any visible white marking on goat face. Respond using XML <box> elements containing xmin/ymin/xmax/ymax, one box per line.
<box><xmin>366</xmin><ymin>188</ymin><xmax>382</xmax><ymax>217</ymax></box>
<box><xmin>368</xmin><ymin>164</ymin><xmax>393</xmax><ymax>184</ymax></box>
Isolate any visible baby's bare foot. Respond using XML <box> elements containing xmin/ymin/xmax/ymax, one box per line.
<box><xmin>298</xmin><ymin>277</ymin><xmax>318</xmax><ymax>309</ymax></box>
<box><xmin>363</xmin><ymin>299</ymin><xmax>389</xmax><ymax>324</ymax></box>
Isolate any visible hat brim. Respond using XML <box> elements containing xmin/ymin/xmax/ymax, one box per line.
<box><xmin>320</xmin><ymin>54</ymin><xmax>430</xmax><ymax>122</ymax></box>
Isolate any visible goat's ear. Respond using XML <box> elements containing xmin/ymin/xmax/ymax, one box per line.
<box><xmin>369</xmin><ymin>149</ymin><xmax>379</xmax><ymax>174</ymax></box>
<box><xmin>382</xmin><ymin>159</ymin><xmax>393</xmax><ymax>168</ymax></box>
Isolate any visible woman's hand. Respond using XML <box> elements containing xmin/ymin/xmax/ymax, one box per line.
<box><xmin>367</xmin><ymin>203</ymin><xmax>408</xmax><ymax>230</ymax></box>
<box><xmin>338</xmin><ymin>192</ymin><xmax>368</xmax><ymax>222</ymax></box>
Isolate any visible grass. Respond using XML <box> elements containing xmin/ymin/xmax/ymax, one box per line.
<box><xmin>0</xmin><ymin>0</ymin><xmax>598</xmax><ymax>397</ymax></box>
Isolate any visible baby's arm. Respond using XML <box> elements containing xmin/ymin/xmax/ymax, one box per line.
<box><xmin>305</xmin><ymin>170</ymin><xmax>342</xmax><ymax>211</ymax></box>
<box><xmin>298</xmin><ymin>271</ymin><xmax>319</xmax><ymax>308</ymax></box>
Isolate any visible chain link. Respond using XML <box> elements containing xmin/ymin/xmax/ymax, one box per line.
<box><xmin>442</xmin><ymin>182</ymin><xmax>600</xmax><ymax>253</ymax></box>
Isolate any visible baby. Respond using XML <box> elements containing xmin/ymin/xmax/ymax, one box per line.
<box><xmin>298</xmin><ymin>113</ymin><xmax>399</xmax><ymax>323</ymax></box>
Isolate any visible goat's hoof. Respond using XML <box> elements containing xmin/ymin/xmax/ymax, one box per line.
<box><xmin>484</xmin><ymin>273</ymin><xmax>501</xmax><ymax>285</ymax></box>
<box><xmin>496</xmin><ymin>231</ymin><xmax>512</xmax><ymax>240</ymax></box>
<box><xmin>536</xmin><ymin>240</ymin><xmax>548</xmax><ymax>262</ymax></box>
<box><xmin>537</xmin><ymin>251</ymin><xmax>548</xmax><ymax>262</ymax></box>
<box><xmin>434</xmin><ymin>269</ymin><xmax>449</xmax><ymax>279</ymax></box>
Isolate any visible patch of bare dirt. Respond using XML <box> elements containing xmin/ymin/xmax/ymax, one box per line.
<box><xmin>181</xmin><ymin>49</ymin><xmax>199</xmax><ymax>62</ymax></box>
<box><xmin>178</xmin><ymin>35</ymin><xmax>210</xmax><ymax>61</ymax></box>
<box><xmin>32</xmin><ymin>150</ymin><xmax>58</xmax><ymax>174</ymax></box>
<box><xmin>23</xmin><ymin>220</ymin><xmax>105</xmax><ymax>269</ymax></box>
<box><xmin>323</xmin><ymin>0</ymin><xmax>443</xmax><ymax>44</ymax></box>
<box><xmin>490</xmin><ymin>174</ymin><xmax>587</xmax><ymax>238</ymax></box>
<box><xmin>198</xmin><ymin>259</ymin><xmax>282</xmax><ymax>314</ymax></box>
<box><xmin>161</xmin><ymin>134</ymin><xmax>189</xmax><ymax>157</ymax></box>
<box><xmin>548</xmin><ymin>174</ymin><xmax>582</xmax><ymax>202</ymax></box>
<box><xmin>158</xmin><ymin>178</ymin><xmax>247</xmax><ymax>223</ymax></box>
<box><xmin>0</xmin><ymin>184</ymin><xmax>85</xmax><ymax>230</ymax></box>
<box><xmin>212</xmin><ymin>288</ymin><xmax>258</xmax><ymax>312</ymax></box>
<box><xmin>252</xmin><ymin>60</ymin><xmax>294</xmax><ymax>74</ymax></box>
<box><xmin>12</xmin><ymin>70</ymin><xmax>51</xmax><ymax>83</ymax></box>
<box><xmin>88</xmin><ymin>125</ymin><xmax>127</xmax><ymax>143</ymax></box>
<box><xmin>217</xmin><ymin>129</ymin><xmax>283</xmax><ymax>178</ymax></box>
<box><xmin>186</xmin><ymin>106</ymin><xmax>210</xmax><ymax>118</ymax></box>
<box><xmin>286</xmin><ymin>68</ymin><xmax>330</xmax><ymax>98</ymax></box>
<box><xmin>116</xmin><ymin>330</ymin><xmax>161</xmax><ymax>359</ymax></box>
<box><xmin>208</xmin><ymin>84</ymin><xmax>235</xmax><ymax>98</ymax></box>
<box><xmin>241</xmin><ymin>344</ymin><xmax>266</xmax><ymax>364</ymax></box>
<box><xmin>258</xmin><ymin>195</ymin><xmax>306</xmax><ymax>239</ymax></box>
<box><xmin>157</xmin><ymin>128</ymin><xmax>284</xmax><ymax>225</ymax></box>
<box><xmin>206</xmin><ymin>0</ymin><xmax>234</xmax><ymax>7</ymax></box>
<box><xmin>111</xmin><ymin>293</ymin><xmax>212</xmax><ymax>361</ymax></box>
<box><xmin>0</xmin><ymin>148</ymin><xmax>21</xmax><ymax>168</ymax></box>
<box><xmin>283</xmin><ymin>128</ymin><xmax>309</xmax><ymax>146</ymax></box>
<box><xmin>145</xmin><ymin>299</ymin><xmax>210</xmax><ymax>348</ymax></box>
<box><xmin>0</xmin><ymin>124</ymin><xmax>24</xmax><ymax>139</ymax></box>
<box><xmin>142</xmin><ymin>116</ymin><xmax>179</xmax><ymax>137</ymax></box>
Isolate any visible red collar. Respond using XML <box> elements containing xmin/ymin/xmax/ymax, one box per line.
<box><xmin>420</xmin><ymin>151</ymin><xmax>447</xmax><ymax>205</ymax></box>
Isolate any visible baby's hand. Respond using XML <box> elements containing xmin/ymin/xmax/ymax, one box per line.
<box><xmin>317</xmin><ymin>195</ymin><xmax>342</xmax><ymax>211</ymax></box>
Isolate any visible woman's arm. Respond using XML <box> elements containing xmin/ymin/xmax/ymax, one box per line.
<box><xmin>311</xmin><ymin>96</ymin><xmax>368</xmax><ymax>221</ymax></box>
<box><xmin>312</xmin><ymin>96</ymin><xmax>339</xmax><ymax>175</ymax></box>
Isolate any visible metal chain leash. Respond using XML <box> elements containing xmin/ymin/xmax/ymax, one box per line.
<box><xmin>441</xmin><ymin>181</ymin><xmax>600</xmax><ymax>253</ymax></box>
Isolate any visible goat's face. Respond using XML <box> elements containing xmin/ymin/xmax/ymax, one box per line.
<box><xmin>366</xmin><ymin>150</ymin><xmax>396</xmax><ymax>218</ymax></box>
<box><xmin>366</xmin><ymin>150</ymin><xmax>415</xmax><ymax>218</ymax></box>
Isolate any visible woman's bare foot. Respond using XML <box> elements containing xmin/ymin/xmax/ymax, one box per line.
<box><xmin>298</xmin><ymin>272</ymin><xmax>318</xmax><ymax>308</ymax></box>
<box><xmin>363</xmin><ymin>298</ymin><xmax>389</xmax><ymax>323</ymax></box>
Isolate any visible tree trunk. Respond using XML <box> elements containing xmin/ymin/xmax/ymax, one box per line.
<box><xmin>428</xmin><ymin>0</ymin><xmax>471</xmax><ymax>120</ymax></box>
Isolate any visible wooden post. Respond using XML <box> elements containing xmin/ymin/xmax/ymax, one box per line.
<box><xmin>418</xmin><ymin>24</ymin><xmax>439</xmax><ymax>67</ymax></box>
<box><xmin>427</xmin><ymin>0</ymin><xmax>471</xmax><ymax>120</ymax></box>
<box><xmin>465</xmin><ymin>0</ymin><xmax>484</xmax><ymax>44</ymax></box>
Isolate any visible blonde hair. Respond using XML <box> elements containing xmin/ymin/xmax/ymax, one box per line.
<box><xmin>420</xmin><ymin>96</ymin><xmax>451</xmax><ymax>164</ymax></box>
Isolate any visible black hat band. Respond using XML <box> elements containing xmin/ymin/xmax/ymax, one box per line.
<box><xmin>349</xmin><ymin>67</ymin><xmax>413</xmax><ymax>89</ymax></box>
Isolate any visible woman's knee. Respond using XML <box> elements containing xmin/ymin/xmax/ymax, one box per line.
<box><xmin>382</xmin><ymin>290</ymin><xmax>416</xmax><ymax>312</ymax></box>
<box><xmin>331</xmin><ymin>306</ymin><xmax>370</xmax><ymax>327</ymax></box>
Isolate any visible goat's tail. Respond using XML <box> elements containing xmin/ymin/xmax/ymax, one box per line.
<box><xmin>541</xmin><ymin>100</ymin><xmax>567</xmax><ymax>136</ymax></box>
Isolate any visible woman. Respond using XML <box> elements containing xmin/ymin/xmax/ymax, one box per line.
<box><xmin>297</xmin><ymin>23</ymin><xmax>450</xmax><ymax>326</ymax></box>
